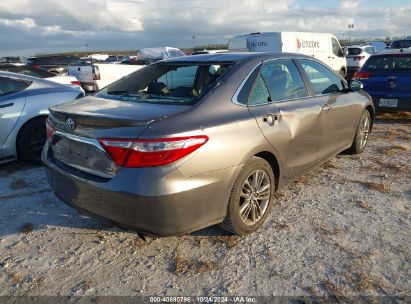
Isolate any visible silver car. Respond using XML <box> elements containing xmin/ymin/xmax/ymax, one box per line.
<box><xmin>42</xmin><ymin>53</ymin><xmax>374</xmax><ymax>236</ymax></box>
<box><xmin>0</xmin><ymin>72</ymin><xmax>84</xmax><ymax>164</ymax></box>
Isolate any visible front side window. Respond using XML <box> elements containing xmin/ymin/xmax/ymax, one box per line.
<box><xmin>331</xmin><ymin>38</ymin><xmax>343</xmax><ymax>57</ymax></box>
<box><xmin>260</xmin><ymin>59</ymin><xmax>308</xmax><ymax>102</ymax></box>
<box><xmin>95</xmin><ymin>62</ymin><xmax>234</xmax><ymax>105</ymax></box>
<box><xmin>0</xmin><ymin>77</ymin><xmax>31</xmax><ymax>96</ymax></box>
<box><xmin>299</xmin><ymin>60</ymin><xmax>343</xmax><ymax>95</ymax></box>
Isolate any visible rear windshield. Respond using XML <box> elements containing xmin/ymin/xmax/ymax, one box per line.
<box><xmin>347</xmin><ymin>48</ymin><xmax>363</xmax><ymax>56</ymax></box>
<box><xmin>95</xmin><ymin>62</ymin><xmax>235</xmax><ymax>105</ymax></box>
<box><xmin>391</xmin><ymin>40</ymin><xmax>411</xmax><ymax>49</ymax></box>
<box><xmin>363</xmin><ymin>54</ymin><xmax>411</xmax><ymax>70</ymax></box>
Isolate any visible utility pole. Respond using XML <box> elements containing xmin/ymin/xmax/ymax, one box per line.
<box><xmin>192</xmin><ymin>35</ymin><xmax>196</xmax><ymax>51</ymax></box>
<box><xmin>348</xmin><ymin>24</ymin><xmax>354</xmax><ymax>42</ymax></box>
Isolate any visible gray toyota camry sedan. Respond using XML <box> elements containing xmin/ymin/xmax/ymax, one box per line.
<box><xmin>42</xmin><ymin>53</ymin><xmax>374</xmax><ymax>236</ymax></box>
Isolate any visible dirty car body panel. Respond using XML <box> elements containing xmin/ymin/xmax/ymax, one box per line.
<box><xmin>42</xmin><ymin>53</ymin><xmax>374</xmax><ymax>236</ymax></box>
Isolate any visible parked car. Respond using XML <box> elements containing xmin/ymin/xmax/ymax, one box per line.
<box><xmin>0</xmin><ymin>65</ymin><xmax>84</xmax><ymax>93</ymax></box>
<box><xmin>345</xmin><ymin>45</ymin><xmax>376</xmax><ymax>79</ymax></box>
<box><xmin>68</xmin><ymin>47</ymin><xmax>185</xmax><ymax>92</ymax></box>
<box><xmin>229</xmin><ymin>32</ymin><xmax>347</xmax><ymax>77</ymax></box>
<box><xmin>353</xmin><ymin>50</ymin><xmax>411</xmax><ymax>112</ymax></box>
<box><xmin>26</xmin><ymin>55</ymin><xmax>80</xmax><ymax>74</ymax></box>
<box><xmin>390</xmin><ymin>37</ymin><xmax>411</xmax><ymax>49</ymax></box>
<box><xmin>0</xmin><ymin>72</ymin><xmax>84</xmax><ymax>164</ymax></box>
<box><xmin>43</xmin><ymin>53</ymin><xmax>374</xmax><ymax>236</ymax></box>
<box><xmin>0</xmin><ymin>56</ymin><xmax>24</xmax><ymax>65</ymax></box>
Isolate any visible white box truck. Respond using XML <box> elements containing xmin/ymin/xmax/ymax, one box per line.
<box><xmin>229</xmin><ymin>32</ymin><xmax>347</xmax><ymax>77</ymax></box>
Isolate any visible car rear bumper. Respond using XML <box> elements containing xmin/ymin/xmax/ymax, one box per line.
<box><xmin>42</xmin><ymin>143</ymin><xmax>241</xmax><ymax>236</ymax></box>
<box><xmin>370</xmin><ymin>95</ymin><xmax>411</xmax><ymax>112</ymax></box>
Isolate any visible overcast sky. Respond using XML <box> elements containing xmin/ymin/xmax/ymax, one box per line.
<box><xmin>0</xmin><ymin>0</ymin><xmax>410</xmax><ymax>56</ymax></box>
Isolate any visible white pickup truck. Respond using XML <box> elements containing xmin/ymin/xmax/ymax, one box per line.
<box><xmin>68</xmin><ymin>47</ymin><xmax>186</xmax><ymax>92</ymax></box>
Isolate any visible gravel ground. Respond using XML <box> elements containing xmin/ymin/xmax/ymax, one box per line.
<box><xmin>0</xmin><ymin>113</ymin><xmax>410</xmax><ymax>300</ymax></box>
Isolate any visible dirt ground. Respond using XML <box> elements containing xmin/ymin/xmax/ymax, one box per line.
<box><xmin>0</xmin><ymin>112</ymin><xmax>410</xmax><ymax>301</ymax></box>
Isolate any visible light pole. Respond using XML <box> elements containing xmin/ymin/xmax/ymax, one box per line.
<box><xmin>192</xmin><ymin>35</ymin><xmax>196</xmax><ymax>51</ymax></box>
<box><xmin>348</xmin><ymin>24</ymin><xmax>354</xmax><ymax>42</ymax></box>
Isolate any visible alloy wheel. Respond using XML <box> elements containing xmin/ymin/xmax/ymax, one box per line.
<box><xmin>239</xmin><ymin>169</ymin><xmax>271</xmax><ymax>226</ymax></box>
<box><xmin>359</xmin><ymin>115</ymin><xmax>370</xmax><ymax>150</ymax></box>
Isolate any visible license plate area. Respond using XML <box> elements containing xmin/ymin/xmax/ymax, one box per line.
<box><xmin>51</xmin><ymin>134</ymin><xmax>116</xmax><ymax>177</ymax></box>
<box><xmin>379</xmin><ymin>98</ymin><xmax>398</xmax><ymax>107</ymax></box>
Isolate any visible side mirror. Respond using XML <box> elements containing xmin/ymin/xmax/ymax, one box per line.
<box><xmin>349</xmin><ymin>80</ymin><xmax>363</xmax><ymax>92</ymax></box>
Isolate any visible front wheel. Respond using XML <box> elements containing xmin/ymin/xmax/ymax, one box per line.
<box><xmin>220</xmin><ymin>157</ymin><xmax>275</xmax><ymax>235</ymax></box>
<box><xmin>348</xmin><ymin>110</ymin><xmax>371</xmax><ymax>154</ymax></box>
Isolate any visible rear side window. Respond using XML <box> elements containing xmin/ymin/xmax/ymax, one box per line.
<box><xmin>299</xmin><ymin>60</ymin><xmax>343</xmax><ymax>95</ymax></box>
<box><xmin>248</xmin><ymin>75</ymin><xmax>270</xmax><ymax>106</ymax></box>
<box><xmin>0</xmin><ymin>77</ymin><xmax>31</xmax><ymax>96</ymax></box>
<box><xmin>363</xmin><ymin>55</ymin><xmax>411</xmax><ymax>70</ymax></box>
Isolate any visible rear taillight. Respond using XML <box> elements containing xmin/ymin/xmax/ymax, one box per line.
<box><xmin>71</xmin><ymin>80</ymin><xmax>81</xmax><ymax>86</ymax></box>
<box><xmin>98</xmin><ymin>136</ymin><xmax>209</xmax><ymax>168</ymax></box>
<box><xmin>46</xmin><ymin>119</ymin><xmax>55</xmax><ymax>144</ymax></box>
<box><xmin>352</xmin><ymin>71</ymin><xmax>372</xmax><ymax>80</ymax></box>
<box><xmin>92</xmin><ymin>66</ymin><xmax>100</xmax><ymax>80</ymax></box>
<box><xmin>32</xmin><ymin>64</ymin><xmax>41</xmax><ymax>69</ymax></box>
<box><xmin>353</xmin><ymin>56</ymin><xmax>366</xmax><ymax>61</ymax></box>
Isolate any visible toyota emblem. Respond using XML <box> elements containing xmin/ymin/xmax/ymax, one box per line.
<box><xmin>66</xmin><ymin>118</ymin><xmax>76</xmax><ymax>130</ymax></box>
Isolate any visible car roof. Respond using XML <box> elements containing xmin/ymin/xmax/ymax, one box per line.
<box><xmin>0</xmin><ymin>71</ymin><xmax>46</xmax><ymax>81</ymax></box>
<box><xmin>162</xmin><ymin>52</ymin><xmax>313</xmax><ymax>63</ymax></box>
<box><xmin>376</xmin><ymin>49</ymin><xmax>411</xmax><ymax>55</ymax></box>
<box><xmin>347</xmin><ymin>45</ymin><xmax>373</xmax><ymax>49</ymax></box>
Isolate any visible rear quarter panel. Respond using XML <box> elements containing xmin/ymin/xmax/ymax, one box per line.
<box><xmin>1</xmin><ymin>90</ymin><xmax>80</xmax><ymax>158</ymax></box>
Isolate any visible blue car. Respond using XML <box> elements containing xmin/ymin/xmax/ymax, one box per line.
<box><xmin>353</xmin><ymin>51</ymin><xmax>411</xmax><ymax>112</ymax></box>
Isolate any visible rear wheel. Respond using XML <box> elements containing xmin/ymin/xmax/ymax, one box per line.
<box><xmin>348</xmin><ymin>110</ymin><xmax>371</xmax><ymax>154</ymax></box>
<box><xmin>17</xmin><ymin>117</ymin><xmax>47</xmax><ymax>165</ymax></box>
<box><xmin>220</xmin><ymin>157</ymin><xmax>275</xmax><ymax>235</ymax></box>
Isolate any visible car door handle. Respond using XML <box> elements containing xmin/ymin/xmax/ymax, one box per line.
<box><xmin>0</xmin><ymin>102</ymin><xmax>14</xmax><ymax>109</ymax></box>
<box><xmin>322</xmin><ymin>104</ymin><xmax>332</xmax><ymax>112</ymax></box>
<box><xmin>263</xmin><ymin>113</ymin><xmax>278</xmax><ymax>126</ymax></box>
<box><xmin>388</xmin><ymin>76</ymin><xmax>396</xmax><ymax>81</ymax></box>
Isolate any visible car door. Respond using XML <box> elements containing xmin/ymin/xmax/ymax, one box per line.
<box><xmin>0</xmin><ymin>77</ymin><xmax>30</xmax><ymax>149</ymax></box>
<box><xmin>297</xmin><ymin>59</ymin><xmax>359</xmax><ymax>161</ymax></box>
<box><xmin>246</xmin><ymin>59</ymin><xmax>322</xmax><ymax>178</ymax></box>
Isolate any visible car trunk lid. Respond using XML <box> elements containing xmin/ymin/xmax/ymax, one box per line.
<box><xmin>48</xmin><ymin>96</ymin><xmax>191</xmax><ymax>177</ymax></box>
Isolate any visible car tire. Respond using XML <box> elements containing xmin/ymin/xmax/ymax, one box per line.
<box><xmin>17</xmin><ymin>116</ymin><xmax>47</xmax><ymax>165</ymax></box>
<box><xmin>220</xmin><ymin>156</ymin><xmax>275</xmax><ymax>235</ymax></box>
<box><xmin>348</xmin><ymin>110</ymin><xmax>371</xmax><ymax>154</ymax></box>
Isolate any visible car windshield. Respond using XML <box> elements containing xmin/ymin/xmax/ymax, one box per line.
<box><xmin>95</xmin><ymin>62</ymin><xmax>235</xmax><ymax>105</ymax></box>
<box><xmin>348</xmin><ymin>48</ymin><xmax>363</xmax><ymax>56</ymax></box>
<box><xmin>363</xmin><ymin>54</ymin><xmax>411</xmax><ymax>70</ymax></box>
